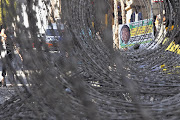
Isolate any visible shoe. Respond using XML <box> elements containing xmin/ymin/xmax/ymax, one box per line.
<box><xmin>9</xmin><ymin>84</ymin><xmax>14</xmax><ymax>87</ymax></box>
<box><xmin>2</xmin><ymin>84</ymin><xmax>7</xmax><ymax>87</ymax></box>
<box><xmin>0</xmin><ymin>82</ymin><xmax>2</xmax><ymax>87</ymax></box>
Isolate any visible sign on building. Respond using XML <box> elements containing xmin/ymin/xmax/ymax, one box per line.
<box><xmin>119</xmin><ymin>19</ymin><xmax>154</xmax><ymax>50</ymax></box>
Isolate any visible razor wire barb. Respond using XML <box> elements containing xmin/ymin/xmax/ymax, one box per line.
<box><xmin>0</xmin><ymin>0</ymin><xmax>180</xmax><ymax>120</ymax></box>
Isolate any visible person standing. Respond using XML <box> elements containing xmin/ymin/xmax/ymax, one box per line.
<box><xmin>0</xmin><ymin>28</ymin><xmax>7</xmax><ymax>87</ymax></box>
<box><xmin>130</xmin><ymin>7</ymin><xmax>143</xmax><ymax>22</ymax></box>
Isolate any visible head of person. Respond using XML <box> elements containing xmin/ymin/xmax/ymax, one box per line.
<box><xmin>1</xmin><ymin>28</ymin><xmax>5</xmax><ymax>34</ymax></box>
<box><xmin>135</xmin><ymin>7</ymin><xmax>138</xmax><ymax>13</ymax></box>
<box><xmin>134</xmin><ymin>6</ymin><xmax>140</xmax><ymax>13</ymax></box>
<box><xmin>120</xmin><ymin>25</ymin><xmax>130</xmax><ymax>44</ymax></box>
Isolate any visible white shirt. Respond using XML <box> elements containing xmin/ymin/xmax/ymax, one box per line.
<box><xmin>135</xmin><ymin>13</ymin><xmax>139</xmax><ymax>22</ymax></box>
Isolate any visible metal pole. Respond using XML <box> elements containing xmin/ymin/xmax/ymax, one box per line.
<box><xmin>150</xmin><ymin>0</ymin><xmax>154</xmax><ymax>19</ymax></box>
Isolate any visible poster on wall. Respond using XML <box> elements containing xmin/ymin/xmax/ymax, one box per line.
<box><xmin>119</xmin><ymin>19</ymin><xmax>154</xmax><ymax>50</ymax></box>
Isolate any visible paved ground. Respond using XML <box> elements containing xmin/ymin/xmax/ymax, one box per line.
<box><xmin>0</xmin><ymin>51</ymin><xmax>28</xmax><ymax>105</ymax></box>
<box><xmin>0</xmin><ymin>87</ymin><xmax>15</xmax><ymax>104</ymax></box>
<box><xmin>0</xmin><ymin>50</ymin><xmax>63</xmax><ymax>105</ymax></box>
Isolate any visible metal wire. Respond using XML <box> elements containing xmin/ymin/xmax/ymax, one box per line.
<box><xmin>0</xmin><ymin>0</ymin><xmax>180</xmax><ymax>120</ymax></box>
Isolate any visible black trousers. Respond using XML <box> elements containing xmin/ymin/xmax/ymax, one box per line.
<box><xmin>2</xmin><ymin>63</ymin><xmax>6</xmax><ymax>77</ymax></box>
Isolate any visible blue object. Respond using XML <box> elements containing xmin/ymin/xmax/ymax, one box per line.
<box><xmin>65</xmin><ymin>88</ymin><xmax>71</xmax><ymax>93</ymax></box>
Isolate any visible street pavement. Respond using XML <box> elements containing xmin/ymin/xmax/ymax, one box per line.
<box><xmin>0</xmin><ymin>68</ymin><xmax>29</xmax><ymax>105</ymax></box>
<box><xmin>0</xmin><ymin>50</ymin><xmax>61</xmax><ymax>105</ymax></box>
<box><xmin>0</xmin><ymin>51</ymin><xmax>30</xmax><ymax>105</ymax></box>
<box><xmin>0</xmin><ymin>87</ymin><xmax>15</xmax><ymax>104</ymax></box>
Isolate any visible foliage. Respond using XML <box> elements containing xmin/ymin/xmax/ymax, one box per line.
<box><xmin>0</xmin><ymin>0</ymin><xmax>16</xmax><ymax>26</ymax></box>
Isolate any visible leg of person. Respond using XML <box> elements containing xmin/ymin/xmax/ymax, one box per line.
<box><xmin>7</xmin><ymin>49</ymin><xmax>13</xmax><ymax>61</ymax></box>
<box><xmin>1</xmin><ymin>64</ymin><xmax>6</xmax><ymax>87</ymax></box>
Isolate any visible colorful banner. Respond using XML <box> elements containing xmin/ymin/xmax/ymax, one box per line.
<box><xmin>119</xmin><ymin>19</ymin><xmax>154</xmax><ymax>49</ymax></box>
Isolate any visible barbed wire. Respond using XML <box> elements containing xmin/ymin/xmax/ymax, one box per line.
<box><xmin>0</xmin><ymin>0</ymin><xmax>179</xmax><ymax>120</ymax></box>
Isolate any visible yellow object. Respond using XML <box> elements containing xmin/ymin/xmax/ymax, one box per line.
<box><xmin>174</xmin><ymin>66</ymin><xmax>180</xmax><ymax>68</ymax></box>
<box><xmin>165</xmin><ymin>25</ymin><xmax>174</xmax><ymax>31</ymax></box>
<box><xmin>130</xmin><ymin>25</ymin><xmax>153</xmax><ymax>37</ymax></box>
<box><xmin>0</xmin><ymin>0</ymin><xmax>16</xmax><ymax>24</ymax></box>
<box><xmin>166</xmin><ymin>41</ymin><xmax>180</xmax><ymax>55</ymax></box>
<box><xmin>92</xmin><ymin>22</ymin><xmax>94</xmax><ymax>28</ymax></box>
<box><xmin>162</xmin><ymin>37</ymin><xmax>169</xmax><ymax>44</ymax></box>
<box><xmin>161</xmin><ymin>64</ymin><xmax>165</xmax><ymax>68</ymax></box>
<box><xmin>160</xmin><ymin>40</ymin><xmax>180</xmax><ymax>73</ymax></box>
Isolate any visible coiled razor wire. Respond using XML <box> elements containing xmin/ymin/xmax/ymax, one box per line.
<box><xmin>0</xmin><ymin>0</ymin><xmax>180</xmax><ymax>120</ymax></box>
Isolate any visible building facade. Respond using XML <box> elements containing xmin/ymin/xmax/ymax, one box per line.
<box><xmin>125</xmin><ymin>0</ymin><xmax>152</xmax><ymax>23</ymax></box>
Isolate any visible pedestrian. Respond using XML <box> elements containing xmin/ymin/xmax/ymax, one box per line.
<box><xmin>130</xmin><ymin>7</ymin><xmax>142</xmax><ymax>22</ymax></box>
<box><xmin>0</xmin><ymin>28</ymin><xmax>7</xmax><ymax>87</ymax></box>
<box><xmin>5</xmin><ymin>27</ymin><xmax>14</xmax><ymax>61</ymax></box>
